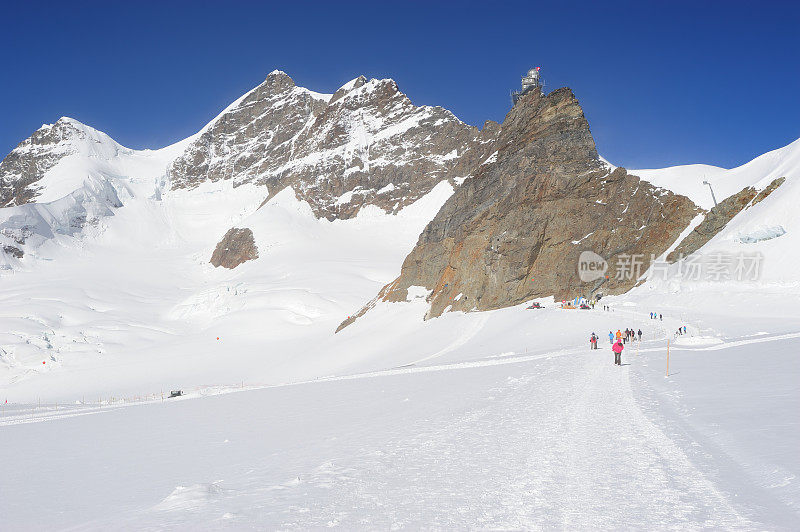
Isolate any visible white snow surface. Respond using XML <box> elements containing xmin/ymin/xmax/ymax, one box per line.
<box><xmin>1</xmin><ymin>300</ymin><xmax>798</xmax><ymax>529</ymax></box>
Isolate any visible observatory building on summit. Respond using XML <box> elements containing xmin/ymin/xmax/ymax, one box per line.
<box><xmin>511</xmin><ymin>67</ymin><xmax>543</xmax><ymax>105</ymax></box>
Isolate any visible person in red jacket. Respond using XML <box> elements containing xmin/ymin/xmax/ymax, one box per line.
<box><xmin>612</xmin><ymin>339</ymin><xmax>624</xmax><ymax>365</ymax></box>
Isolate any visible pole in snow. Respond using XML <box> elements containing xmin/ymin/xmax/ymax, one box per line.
<box><xmin>702</xmin><ymin>180</ymin><xmax>718</xmax><ymax>208</ymax></box>
<box><xmin>666</xmin><ymin>338</ymin><xmax>670</xmax><ymax>377</ymax></box>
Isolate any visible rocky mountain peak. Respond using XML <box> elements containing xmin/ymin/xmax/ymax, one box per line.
<box><xmin>261</xmin><ymin>69</ymin><xmax>297</xmax><ymax>94</ymax></box>
<box><xmin>330</xmin><ymin>76</ymin><xmax>368</xmax><ymax>103</ymax></box>
<box><xmin>341</xmin><ymin>85</ymin><xmax>700</xmax><ymax>326</ymax></box>
<box><xmin>169</xmin><ymin>71</ymin><xmax>498</xmax><ymax>220</ymax></box>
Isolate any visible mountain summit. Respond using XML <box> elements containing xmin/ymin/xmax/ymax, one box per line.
<box><xmin>168</xmin><ymin>71</ymin><xmax>498</xmax><ymax>220</ymax></box>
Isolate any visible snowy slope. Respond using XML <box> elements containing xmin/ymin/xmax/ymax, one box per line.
<box><xmin>631</xmin><ymin>138</ymin><xmax>800</xmax><ymax>209</ymax></box>
<box><xmin>2</xmin><ymin>304</ymin><xmax>798</xmax><ymax>529</ymax></box>
<box><xmin>628</xmin><ymin>163</ymin><xmax>724</xmax><ymax>208</ymax></box>
<box><xmin>631</xmin><ymin>138</ymin><xmax>800</xmax><ymax>289</ymax></box>
<box><xmin>0</xmin><ymin>176</ymin><xmax>457</xmax><ymax>400</ymax></box>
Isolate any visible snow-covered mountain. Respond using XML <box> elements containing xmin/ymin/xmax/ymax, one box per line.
<box><xmin>0</xmin><ymin>70</ymin><xmax>797</xmax><ymax>396</ymax></box>
<box><xmin>1</xmin><ymin>117</ymin><xmax>127</xmax><ymax>207</ymax></box>
<box><xmin>1</xmin><ymin>71</ymin><xmax>799</xmax><ymax>529</ymax></box>
<box><xmin>0</xmin><ymin>117</ymin><xmax>192</xmax><ymax>269</ymax></box>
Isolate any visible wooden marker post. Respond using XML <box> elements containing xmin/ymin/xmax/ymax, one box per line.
<box><xmin>666</xmin><ymin>338</ymin><xmax>670</xmax><ymax>377</ymax></box>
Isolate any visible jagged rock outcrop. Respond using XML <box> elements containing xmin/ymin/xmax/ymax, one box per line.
<box><xmin>210</xmin><ymin>228</ymin><xmax>259</xmax><ymax>269</ymax></box>
<box><xmin>346</xmin><ymin>87</ymin><xmax>699</xmax><ymax>323</ymax></box>
<box><xmin>168</xmin><ymin>71</ymin><xmax>498</xmax><ymax>220</ymax></box>
<box><xmin>667</xmin><ymin>177</ymin><xmax>785</xmax><ymax>262</ymax></box>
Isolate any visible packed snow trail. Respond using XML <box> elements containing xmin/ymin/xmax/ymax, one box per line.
<box><xmin>2</xmin><ymin>345</ymin><xmax>767</xmax><ymax>529</ymax></box>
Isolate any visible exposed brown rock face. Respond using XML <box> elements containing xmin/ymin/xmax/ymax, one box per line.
<box><xmin>349</xmin><ymin>87</ymin><xmax>699</xmax><ymax>323</ymax></box>
<box><xmin>168</xmin><ymin>71</ymin><xmax>498</xmax><ymax>220</ymax></box>
<box><xmin>667</xmin><ymin>177</ymin><xmax>785</xmax><ymax>262</ymax></box>
<box><xmin>210</xmin><ymin>228</ymin><xmax>259</xmax><ymax>269</ymax></box>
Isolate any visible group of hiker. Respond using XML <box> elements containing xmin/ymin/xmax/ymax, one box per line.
<box><xmin>588</xmin><ymin>328</ymin><xmax>642</xmax><ymax>347</ymax></box>
<box><xmin>588</xmin><ymin>327</ymin><xmax>644</xmax><ymax>366</ymax></box>
<box><xmin>584</xmin><ymin>307</ymin><xmax>688</xmax><ymax>366</ymax></box>
<box><xmin>617</xmin><ymin>328</ymin><xmax>641</xmax><ymax>344</ymax></box>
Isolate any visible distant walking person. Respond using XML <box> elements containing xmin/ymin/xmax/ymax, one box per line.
<box><xmin>612</xmin><ymin>340</ymin><xmax>624</xmax><ymax>365</ymax></box>
<box><xmin>590</xmin><ymin>333</ymin><xmax>598</xmax><ymax>350</ymax></box>
<box><xmin>637</xmin><ymin>329</ymin><xmax>642</xmax><ymax>341</ymax></box>
<box><xmin>608</xmin><ymin>331</ymin><xmax>614</xmax><ymax>344</ymax></box>
<box><xmin>659</xmin><ymin>314</ymin><xmax>662</xmax><ymax>321</ymax></box>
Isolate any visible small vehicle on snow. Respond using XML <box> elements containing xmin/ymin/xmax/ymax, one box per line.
<box><xmin>527</xmin><ymin>302</ymin><xmax>543</xmax><ymax>309</ymax></box>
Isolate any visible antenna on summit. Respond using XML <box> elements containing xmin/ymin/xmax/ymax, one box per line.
<box><xmin>511</xmin><ymin>67</ymin><xmax>543</xmax><ymax>105</ymax></box>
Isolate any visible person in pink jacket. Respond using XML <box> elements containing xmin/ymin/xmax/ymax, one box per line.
<box><xmin>612</xmin><ymin>339</ymin><xmax>624</xmax><ymax>366</ymax></box>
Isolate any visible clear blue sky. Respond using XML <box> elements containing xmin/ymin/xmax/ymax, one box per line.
<box><xmin>2</xmin><ymin>0</ymin><xmax>798</xmax><ymax>169</ymax></box>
